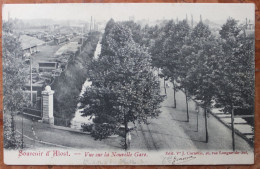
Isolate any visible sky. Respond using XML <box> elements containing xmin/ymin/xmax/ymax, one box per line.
<box><xmin>2</xmin><ymin>3</ymin><xmax>255</xmax><ymax>23</ymax></box>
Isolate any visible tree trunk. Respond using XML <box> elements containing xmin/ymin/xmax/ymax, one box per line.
<box><xmin>196</xmin><ymin>107</ymin><xmax>199</xmax><ymax>132</ymax></box>
<box><xmin>164</xmin><ymin>77</ymin><xmax>166</xmax><ymax>95</ymax></box>
<box><xmin>173</xmin><ymin>81</ymin><xmax>176</xmax><ymax>108</ymax></box>
<box><xmin>185</xmin><ymin>90</ymin><xmax>189</xmax><ymax>122</ymax></box>
<box><xmin>157</xmin><ymin>67</ymin><xmax>160</xmax><ymax>81</ymax></box>
<box><xmin>204</xmin><ymin>108</ymin><xmax>208</xmax><ymax>143</ymax></box>
<box><xmin>125</xmin><ymin>123</ymin><xmax>128</xmax><ymax>150</ymax></box>
<box><xmin>11</xmin><ymin>113</ymin><xmax>15</xmax><ymax>138</ymax></box>
<box><xmin>124</xmin><ymin>109</ymin><xmax>128</xmax><ymax>150</ymax></box>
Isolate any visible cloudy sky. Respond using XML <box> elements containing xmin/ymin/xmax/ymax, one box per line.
<box><xmin>3</xmin><ymin>3</ymin><xmax>255</xmax><ymax>23</ymax></box>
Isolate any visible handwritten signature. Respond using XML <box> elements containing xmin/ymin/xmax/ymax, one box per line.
<box><xmin>162</xmin><ymin>155</ymin><xmax>196</xmax><ymax>164</ymax></box>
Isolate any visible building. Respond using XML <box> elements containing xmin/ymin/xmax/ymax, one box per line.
<box><xmin>54</xmin><ymin>36</ymin><xmax>68</xmax><ymax>45</ymax></box>
<box><xmin>19</xmin><ymin>35</ymin><xmax>45</xmax><ymax>55</ymax></box>
<box><xmin>245</xmin><ymin>18</ymin><xmax>254</xmax><ymax>30</ymax></box>
<box><xmin>38</xmin><ymin>62</ymin><xmax>58</xmax><ymax>72</ymax></box>
<box><xmin>243</xmin><ymin>18</ymin><xmax>255</xmax><ymax>37</ymax></box>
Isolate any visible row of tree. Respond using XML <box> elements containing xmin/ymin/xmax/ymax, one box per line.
<box><xmin>79</xmin><ymin>19</ymin><xmax>164</xmax><ymax>149</ymax></box>
<box><xmin>148</xmin><ymin>18</ymin><xmax>254</xmax><ymax>141</ymax></box>
<box><xmin>51</xmin><ymin>32</ymin><xmax>101</xmax><ymax>124</ymax></box>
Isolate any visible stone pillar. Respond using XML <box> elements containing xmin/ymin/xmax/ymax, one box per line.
<box><xmin>41</xmin><ymin>86</ymin><xmax>55</xmax><ymax>125</ymax></box>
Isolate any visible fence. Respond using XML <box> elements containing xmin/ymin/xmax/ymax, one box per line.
<box><xmin>54</xmin><ymin>117</ymin><xmax>72</xmax><ymax>127</ymax></box>
<box><xmin>231</xmin><ymin>106</ymin><xmax>254</xmax><ymax>150</ymax></box>
<box><xmin>23</xmin><ymin>107</ymin><xmax>42</xmax><ymax>120</ymax></box>
<box><xmin>54</xmin><ymin>116</ymin><xmax>88</xmax><ymax>130</ymax></box>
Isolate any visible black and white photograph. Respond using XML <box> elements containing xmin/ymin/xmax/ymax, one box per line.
<box><xmin>2</xmin><ymin>3</ymin><xmax>255</xmax><ymax>165</ymax></box>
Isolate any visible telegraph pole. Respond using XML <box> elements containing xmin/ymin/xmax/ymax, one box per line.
<box><xmin>80</xmin><ymin>26</ymin><xmax>83</xmax><ymax>52</ymax></box>
<box><xmin>191</xmin><ymin>14</ymin><xmax>193</xmax><ymax>28</ymax></box>
<box><xmin>90</xmin><ymin>16</ymin><xmax>92</xmax><ymax>33</ymax></box>
<box><xmin>22</xmin><ymin>112</ymin><xmax>24</xmax><ymax>149</ymax></box>
<box><xmin>94</xmin><ymin>19</ymin><xmax>96</xmax><ymax>31</ymax></box>
<box><xmin>30</xmin><ymin>56</ymin><xmax>33</xmax><ymax>106</ymax></box>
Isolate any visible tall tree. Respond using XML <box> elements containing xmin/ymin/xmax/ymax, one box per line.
<box><xmin>215</xmin><ymin>18</ymin><xmax>254</xmax><ymax>114</ymax></box>
<box><xmin>51</xmin><ymin>32</ymin><xmax>100</xmax><ymax>123</ymax></box>
<box><xmin>3</xmin><ymin>21</ymin><xmax>29</xmax><ymax>149</ymax></box>
<box><xmin>186</xmin><ymin>21</ymin><xmax>220</xmax><ymax>142</ymax></box>
<box><xmin>122</xmin><ymin>21</ymin><xmax>143</xmax><ymax>45</ymax></box>
<box><xmin>166</xmin><ymin>20</ymin><xmax>191</xmax><ymax>117</ymax></box>
<box><xmin>80</xmin><ymin>21</ymin><xmax>163</xmax><ymax>150</ymax></box>
<box><xmin>150</xmin><ymin>20</ymin><xmax>178</xmax><ymax>106</ymax></box>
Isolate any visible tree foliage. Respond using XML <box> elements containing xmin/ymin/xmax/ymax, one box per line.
<box><xmin>80</xmin><ymin>20</ymin><xmax>164</xmax><ymax>148</ymax></box>
<box><xmin>215</xmin><ymin>18</ymin><xmax>254</xmax><ymax>113</ymax></box>
<box><xmin>3</xmin><ymin>20</ymin><xmax>29</xmax><ymax>149</ymax></box>
<box><xmin>149</xmin><ymin>18</ymin><xmax>254</xmax><ymax>123</ymax></box>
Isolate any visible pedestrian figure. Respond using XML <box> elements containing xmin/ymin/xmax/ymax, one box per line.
<box><xmin>195</xmin><ymin>104</ymin><xmax>199</xmax><ymax>113</ymax></box>
<box><xmin>166</xmin><ymin>82</ymin><xmax>170</xmax><ymax>88</ymax></box>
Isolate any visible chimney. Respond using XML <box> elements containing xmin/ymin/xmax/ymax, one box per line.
<box><xmin>90</xmin><ymin>16</ymin><xmax>92</xmax><ymax>33</ymax></box>
<box><xmin>191</xmin><ymin>14</ymin><xmax>193</xmax><ymax>28</ymax></box>
<box><xmin>246</xmin><ymin>18</ymin><xmax>248</xmax><ymax>29</ymax></box>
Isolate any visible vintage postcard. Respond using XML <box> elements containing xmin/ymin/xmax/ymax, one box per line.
<box><xmin>2</xmin><ymin>3</ymin><xmax>255</xmax><ymax>165</ymax></box>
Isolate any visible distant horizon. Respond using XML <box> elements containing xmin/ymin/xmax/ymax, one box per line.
<box><xmin>3</xmin><ymin>3</ymin><xmax>255</xmax><ymax>25</ymax></box>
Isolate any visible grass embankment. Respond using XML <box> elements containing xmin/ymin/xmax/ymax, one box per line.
<box><xmin>51</xmin><ymin>32</ymin><xmax>100</xmax><ymax>126</ymax></box>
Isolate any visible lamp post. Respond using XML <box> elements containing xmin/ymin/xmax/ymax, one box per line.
<box><xmin>196</xmin><ymin>105</ymin><xmax>199</xmax><ymax>132</ymax></box>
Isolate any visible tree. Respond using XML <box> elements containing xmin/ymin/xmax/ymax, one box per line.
<box><xmin>185</xmin><ymin>19</ymin><xmax>254</xmax><ymax>143</ymax></box>
<box><xmin>215</xmin><ymin>18</ymin><xmax>254</xmax><ymax>115</ymax></box>
<box><xmin>51</xmin><ymin>32</ymin><xmax>101</xmax><ymax>123</ymax></box>
<box><xmin>186</xmin><ymin>21</ymin><xmax>220</xmax><ymax>142</ymax></box>
<box><xmin>79</xmin><ymin>21</ymin><xmax>164</xmax><ymax>150</ymax></box>
<box><xmin>100</xmin><ymin>18</ymin><xmax>116</xmax><ymax>57</ymax></box>
<box><xmin>122</xmin><ymin>21</ymin><xmax>144</xmax><ymax>45</ymax></box>
<box><xmin>3</xmin><ymin>21</ymin><xmax>29</xmax><ymax>149</ymax></box>
<box><xmin>150</xmin><ymin>20</ymin><xmax>179</xmax><ymax>106</ymax></box>
<box><xmin>165</xmin><ymin>20</ymin><xmax>191</xmax><ymax>118</ymax></box>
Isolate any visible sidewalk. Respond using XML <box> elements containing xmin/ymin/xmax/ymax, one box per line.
<box><xmin>210</xmin><ymin>108</ymin><xmax>254</xmax><ymax>144</ymax></box>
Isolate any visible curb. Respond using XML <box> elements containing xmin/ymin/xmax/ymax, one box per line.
<box><xmin>182</xmin><ymin>90</ymin><xmax>254</xmax><ymax>148</ymax></box>
<box><xmin>209</xmin><ymin>111</ymin><xmax>254</xmax><ymax>148</ymax></box>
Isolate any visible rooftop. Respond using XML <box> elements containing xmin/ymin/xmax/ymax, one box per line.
<box><xmin>55</xmin><ymin>42</ymin><xmax>80</xmax><ymax>56</ymax></box>
<box><xmin>19</xmin><ymin>35</ymin><xmax>45</xmax><ymax>50</ymax></box>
